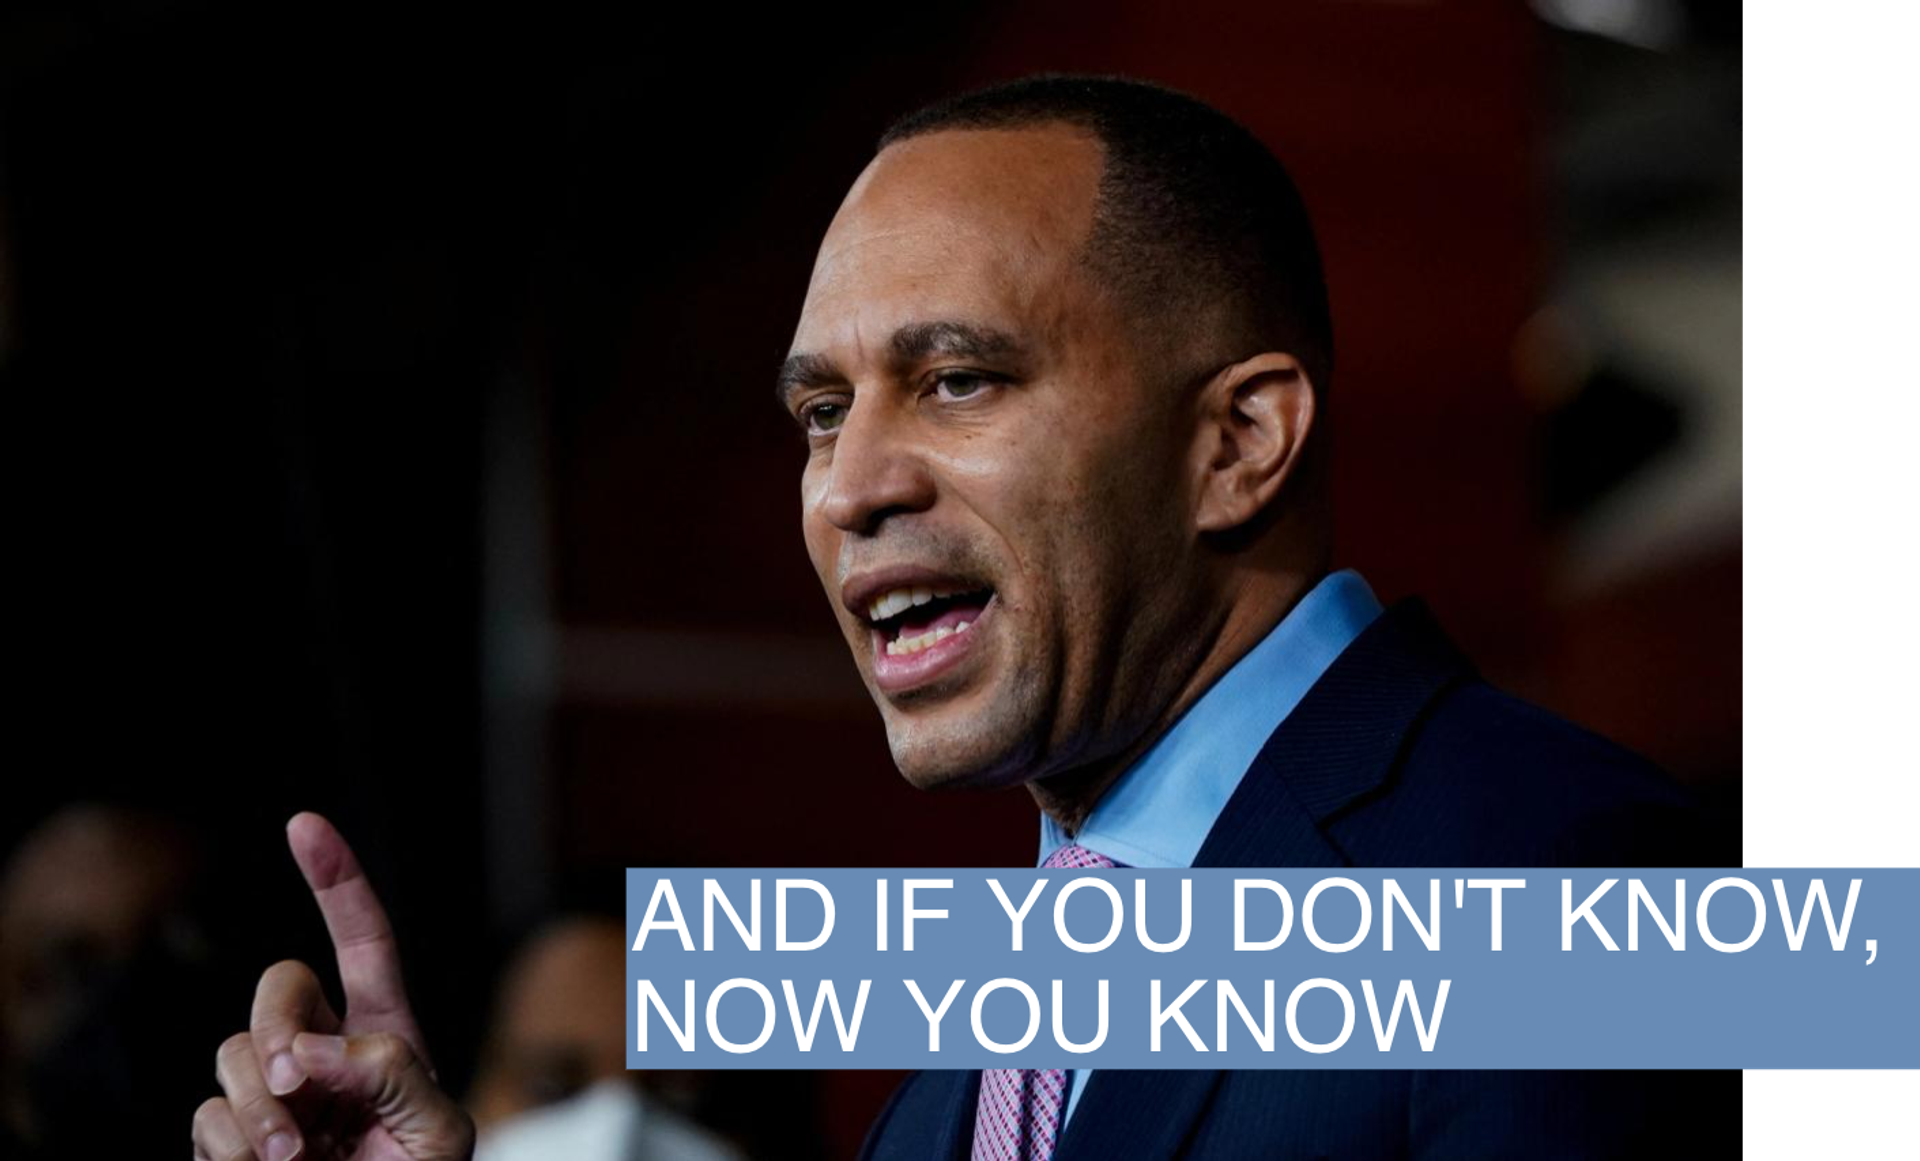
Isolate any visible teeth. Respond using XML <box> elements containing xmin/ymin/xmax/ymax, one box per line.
<box><xmin>866</xmin><ymin>585</ymin><xmax>965</xmax><ymax>623</ymax></box>
<box><xmin>884</xmin><ymin>618</ymin><xmax>976</xmax><ymax>656</ymax></box>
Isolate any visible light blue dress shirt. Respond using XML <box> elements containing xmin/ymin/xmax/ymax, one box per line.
<box><xmin>1034</xmin><ymin>568</ymin><xmax>1384</xmax><ymax>1131</ymax></box>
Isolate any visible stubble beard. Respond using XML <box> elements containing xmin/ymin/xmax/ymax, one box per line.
<box><xmin>881</xmin><ymin>641</ymin><xmax>1054</xmax><ymax>792</ymax></box>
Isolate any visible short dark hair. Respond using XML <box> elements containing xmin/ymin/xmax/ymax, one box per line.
<box><xmin>876</xmin><ymin>71</ymin><xmax>1334</xmax><ymax>395</ymax></box>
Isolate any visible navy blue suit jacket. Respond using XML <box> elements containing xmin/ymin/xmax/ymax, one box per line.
<box><xmin>857</xmin><ymin>596</ymin><xmax>1739</xmax><ymax>1160</ymax></box>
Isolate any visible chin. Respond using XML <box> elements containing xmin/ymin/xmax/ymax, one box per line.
<box><xmin>882</xmin><ymin>709</ymin><xmax>1042</xmax><ymax>793</ymax></box>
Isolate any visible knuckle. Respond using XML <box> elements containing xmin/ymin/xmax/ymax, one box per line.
<box><xmin>190</xmin><ymin>1098</ymin><xmax>252</xmax><ymax>1161</ymax></box>
<box><xmin>234</xmin><ymin>1086</ymin><xmax>289</xmax><ymax>1127</ymax></box>
<box><xmin>191</xmin><ymin>1096</ymin><xmax>228</xmax><ymax>1135</ymax></box>
<box><xmin>253</xmin><ymin>960</ymin><xmax>320</xmax><ymax>1049</ymax></box>
<box><xmin>214</xmin><ymin>1032</ymin><xmax>254</xmax><ymax>1079</ymax></box>
<box><xmin>261</xmin><ymin>957</ymin><xmax>317</xmax><ymax>990</ymax></box>
<box><xmin>360</xmin><ymin>1030</ymin><xmax>413</xmax><ymax>1071</ymax></box>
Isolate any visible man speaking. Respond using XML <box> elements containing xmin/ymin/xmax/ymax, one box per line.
<box><xmin>192</xmin><ymin>73</ymin><xmax>1734</xmax><ymax>1160</ymax></box>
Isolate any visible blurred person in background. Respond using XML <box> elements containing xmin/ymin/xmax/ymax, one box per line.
<box><xmin>0</xmin><ymin>805</ymin><xmax>231</xmax><ymax>1160</ymax></box>
<box><xmin>466</xmin><ymin>914</ymin><xmax>741</xmax><ymax>1161</ymax></box>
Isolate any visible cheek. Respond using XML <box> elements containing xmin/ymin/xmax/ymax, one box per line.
<box><xmin>799</xmin><ymin>461</ymin><xmax>827</xmax><ymax>522</ymax></box>
<box><xmin>799</xmin><ymin>474</ymin><xmax>840</xmax><ymax>590</ymax></box>
<box><xmin>989</xmin><ymin>448</ymin><xmax>1136</xmax><ymax>640</ymax></box>
<box><xmin>1047</xmin><ymin>438</ymin><xmax>1191</xmax><ymax>631</ymax></box>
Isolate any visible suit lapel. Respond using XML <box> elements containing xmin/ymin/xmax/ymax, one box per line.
<box><xmin>1195</xmin><ymin>596</ymin><xmax>1474</xmax><ymax>868</ymax></box>
<box><xmin>1052</xmin><ymin>1070</ymin><xmax>1225</xmax><ymax>1161</ymax></box>
<box><xmin>923</xmin><ymin>1069</ymin><xmax>981</xmax><ymax>1161</ymax></box>
<box><xmin>1046</xmin><ymin>600</ymin><xmax>1474</xmax><ymax>1158</ymax></box>
<box><xmin>907</xmin><ymin>601</ymin><xmax>1473</xmax><ymax>1161</ymax></box>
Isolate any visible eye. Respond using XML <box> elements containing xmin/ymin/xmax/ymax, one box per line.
<box><xmin>798</xmin><ymin>396</ymin><xmax>849</xmax><ymax>436</ymax></box>
<box><xmin>932</xmin><ymin>371</ymin><xmax>992</xmax><ymax>402</ymax></box>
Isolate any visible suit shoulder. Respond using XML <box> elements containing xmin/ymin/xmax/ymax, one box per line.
<box><xmin>854</xmin><ymin>1070</ymin><xmax>920</xmax><ymax>1161</ymax></box>
<box><xmin>1417</xmin><ymin>679</ymin><xmax>1679</xmax><ymax>797</ymax></box>
<box><xmin>1332</xmin><ymin>678</ymin><xmax>1733</xmax><ymax>866</ymax></box>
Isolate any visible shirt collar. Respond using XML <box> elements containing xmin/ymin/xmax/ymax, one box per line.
<box><xmin>1037</xmin><ymin>568</ymin><xmax>1383</xmax><ymax>869</ymax></box>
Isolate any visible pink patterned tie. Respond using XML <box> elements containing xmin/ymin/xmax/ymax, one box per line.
<box><xmin>969</xmin><ymin>841</ymin><xmax>1120</xmax><ymax>1161</ymax></box>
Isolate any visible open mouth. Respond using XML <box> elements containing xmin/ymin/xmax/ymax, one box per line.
<box><xmin>865</xmin><ymin>585</ymin><xmax>997</xmax><ymax>656</ymax></box>
<box><xmin>842</xmin><ymin>567</ymin><xmax>1001</xmax><ymax>695</ymax></box>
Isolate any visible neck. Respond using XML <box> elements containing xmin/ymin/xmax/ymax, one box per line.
<box><xmin>1024</xmin><ymin>565</ymin><xmax>1325</xmax><ymax>835</ymax></box>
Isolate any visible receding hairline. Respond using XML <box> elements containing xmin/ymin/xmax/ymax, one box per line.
<box><xmin>866</xmin><ymin>119</ymin><xmax>1232</xmax><ymax>393</ymax></box>
<box><xmin>870</xmin><ymin>74</ymin><xmax>1335</xmax><ymax>398</ymax></box>
<box><xmin>860</xmin><ymin>120</ymin><xmax>1111</xmax><ymax>260</ymax></box>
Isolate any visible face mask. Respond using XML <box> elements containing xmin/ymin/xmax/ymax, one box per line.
<box><xmin>475</xmin><ymin>1077</ymin><xmax>743</xmax><ymax>1161</ymax></box>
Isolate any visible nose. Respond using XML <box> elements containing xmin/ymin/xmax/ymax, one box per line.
<box><xmin>815</xmin><ymin>395</ymin><xmax>937</xmax><ymax>536</ymax></box>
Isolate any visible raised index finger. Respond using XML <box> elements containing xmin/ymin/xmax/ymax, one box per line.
<box><xmin>285</xmin><ymin>812</ymin><xmax>426</xmax><ymax>1059</ymax></box>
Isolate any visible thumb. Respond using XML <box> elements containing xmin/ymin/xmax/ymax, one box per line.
<box><xmin>293</xmin><ymin>1031</ymin><xmax>475</xmax><ymax>1161</ymax></box>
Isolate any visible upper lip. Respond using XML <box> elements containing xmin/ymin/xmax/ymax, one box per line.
<box><xmin>841</xmin><ymin>564</ymin><xmax>991</xmax><ymax>624</ymax></box>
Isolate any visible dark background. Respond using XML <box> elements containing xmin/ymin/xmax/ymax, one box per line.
<box><xmin>2</xmin><ymin>1</ymin><xmax>1738</xmax><ymax>1156</ymax></box>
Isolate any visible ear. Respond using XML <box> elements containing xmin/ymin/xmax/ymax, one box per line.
<box><xmin>1191</xmin><ymin>352</ymin><xmax>1317</xmax><ymax>534</ymax></box>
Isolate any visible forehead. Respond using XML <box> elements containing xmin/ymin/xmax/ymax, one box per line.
<box><xmin>790</xmin><ymin>124</ymin><xmax>1107</xmax><ymax>361</ymax></box>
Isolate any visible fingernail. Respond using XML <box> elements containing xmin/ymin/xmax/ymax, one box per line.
<box><xmin>266</xmin><ymin>1131</ymin><xmax>299</xmax><ymax>1161</ymax></box>
<box><xmin>267</xmin><ymin>1051</ymin><xmax>304</xmax><ymax>1095</ymax></box>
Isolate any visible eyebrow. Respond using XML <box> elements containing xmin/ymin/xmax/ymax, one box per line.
<box><xmin>775</xmin><ymin>320</ymin><xmax>1031</xmax><ymax>409</ymax></box>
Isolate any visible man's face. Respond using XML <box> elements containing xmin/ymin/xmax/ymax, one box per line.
<box><xmin>781</xmin><ymin>125</ymin><xmax>1214</xmax><ymax>790</ymax></box>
